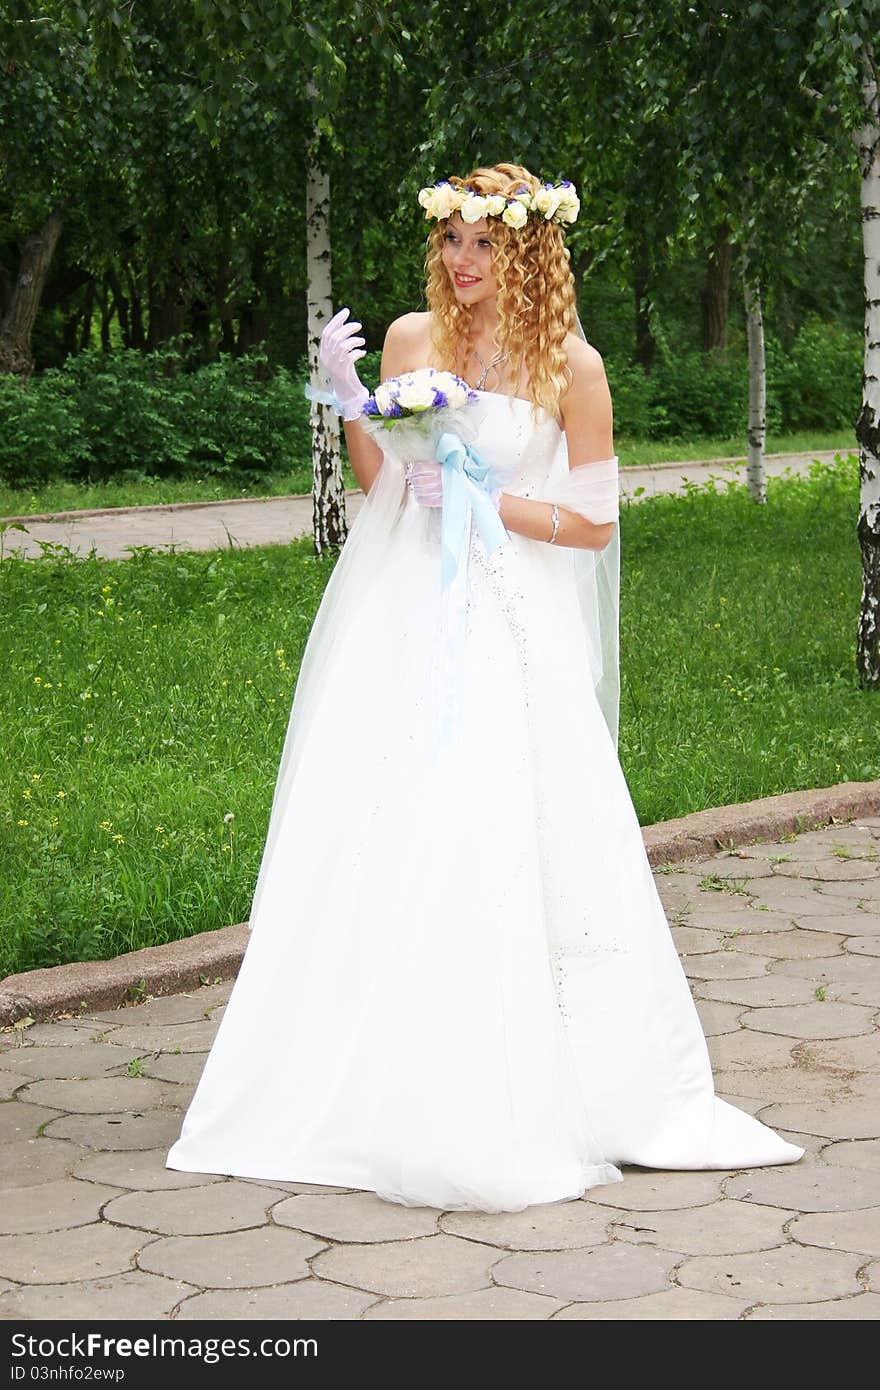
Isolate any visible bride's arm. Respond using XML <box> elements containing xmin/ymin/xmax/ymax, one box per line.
<box><xmin>497</xmin><ymin>336</ymin><xmax>617</xmax><ymax>551</ymax></box>
<box><xmin>342</xmin><ymin>314</ymin><xmax>424</xmax><ymax>495</ymax></box>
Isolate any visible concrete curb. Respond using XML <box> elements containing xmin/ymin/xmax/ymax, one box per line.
<box><xmin>0</xmin><ymin>449</ymin><xmax>854</xmax><ymax>525</ymax></box>
<box><xmin>1</xmin><ymin>777</ymin><xmax>877</xmax><ymax>1028</ymax></box>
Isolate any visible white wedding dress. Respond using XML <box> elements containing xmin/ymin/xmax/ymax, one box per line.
<box><xmin>167</xmin><ymin>391</ymin><xmax>804</xmax><ymax>1212</ymax></box>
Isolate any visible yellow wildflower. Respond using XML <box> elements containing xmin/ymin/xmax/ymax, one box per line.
<box><xmin>17</xmin><ymin>819</ymin><xmax>28</xmax><ymax>827</ymax></box>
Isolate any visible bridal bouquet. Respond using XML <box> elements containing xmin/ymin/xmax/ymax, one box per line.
<box><xmin>360</xmin><ymin>368</ymin><xmax>512</xmax><ymax>590</ymax></box>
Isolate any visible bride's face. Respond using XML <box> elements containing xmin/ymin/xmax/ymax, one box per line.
<box><xmin>441</xmin><ymin>212</ymin><xmax>498</xmax><ymax>307</ymax></box>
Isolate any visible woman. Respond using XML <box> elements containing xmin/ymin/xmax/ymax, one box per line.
<box><xmin>167</xmin><ymin>163</ymin><xmax>804</xmax><ymax>1213</ymax></box>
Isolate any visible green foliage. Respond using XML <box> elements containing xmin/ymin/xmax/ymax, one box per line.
<box><xmin>769</xmin><ymin>316</ymin><xmax>863</xmax><ymax>431</ymax></box>
<box><xmin>0</xmin><ymin>345</ymin><xmax>308</xmax><ymax>488</ymax></box>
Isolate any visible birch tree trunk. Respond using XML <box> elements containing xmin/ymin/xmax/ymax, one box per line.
<box><xmin>743</xmin><ymin>268</ymin><xmax>767</xmax><ymax>504</ymax></box>
<box><xmin>0</xmin><ymin>207</ymin><xmax>64</xmax><ymax>378</ymax></box>
<box><xmin>306</xmin><ymin>154</ymin><xmax>346</xmax><ymax>556</ymax></box>
<box><xmin>855</xmin><ymin>48</ymin><xmax>880</xmax><ymax>689</ymax></box>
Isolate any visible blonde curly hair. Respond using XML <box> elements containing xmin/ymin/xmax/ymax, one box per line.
<box><xmin>424</xmin><ymin>162</ymin><xmax>578</xmax><ymax>420</ymax></box>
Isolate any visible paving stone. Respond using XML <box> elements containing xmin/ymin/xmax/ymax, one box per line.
<box><xmin>45</xmin><ymin>1109</ymin><xmax>183</xmax><ymax>1150</ymax></box>
<box><xmin>365</xmin><ymin>1287</ymin><xmax>563</xmax><ymax>1319</ymax></box>
<box><xmin>310</xmin><ymin>1233</ymin><xmax>499</xmax><ymax>1298</ymax></box>
<box><xmin>695</xmin><ymin>977</ymin><xmax>818</xmax><ymax>1008</ymax></box>
<box><xmin>773</xmin><ymin>859</ymin><xmax>880</xmax><ymax>881</ymax></box>
<box><xmin>772</xmin><ymin>954</ymin><xmax>880</xmax><ymax>983</ymax></box>
<box><xmin>821</xmin><ymin>1139</ymin><xmax>880</xmax><ymax>1172</ymax></box>
<box><xmin>707</xmin><ymin>1030</ymin><xmax>799</xmax><ymax>1070</ymax></box>
<box><xmin>135</xmin><ymin>1053</ymin><xmax>207</xmax><ymax>1085</ymax></box>
<box><xmin>74</xmin><ymin>1147</ymin><xmax>223</xmax><ymax>1191</ymax></box>
<box><xmin>19</xmin><ymin>1076</ymin><xmax>179</xmax><ymax>1114</ymax></box>
<box><xmin>867</xmin><ymin>1259</ymin><xmax>880</xmax><ymax>1292</ymax></box>
<box><xmin>754</xmin><ymin>1095</ymin><xmax>880</xmax><ymax>1141</ymax></box>
<box><xmin>0</xmin><ymin>1044</ymin><xmax>140</xmax><ymax>1080</ymax></box>
<box><xmin>793</xmin><ymin>1035</ymin><xmax>880</xmax><ymax>1074</ymax></box>
<box><xmin>789</xmin><ymin>1206</ymin><xmax>880</xmax><ymax>1256</ymax></box>
<box><xmin>88</xmin><ymin>986</ymin><xmax>231</xmax><ymax>1027</ymax></box>
<box><xmin>242</xmin><ymin>1179</ymin><xmax>355</xmax><ymax>1196</ymax></box>
<box><xmin>439</xmin><ymin>1201</ymin><xmax>612</xmax><ymax>1250</ymax></box>
<box><xmin>17</xmin><ymin>1023</ymin><xmax>122</xmax><ymax>1046</ymax></box>
<box><xmin>608</xmin><ymin>1198</ymin><xmax>791</xmax><ymax>1254</ymax></box>
<box><xmin>694</xmin><ymin>1000</ymin><xmax>744</xmax><ymax>1036</ymax></box>
<box><xmin>683</xmin><ymin>910</ymin><xmax>798</xmax><ymax>935</ymax></box>
<box><xmin>677</xmin><ymin>1243</ymin><xmax>862</xmax><ymax>1302</ymax></box>
<box><xmin>552</xmin><ymin>1288</ymin><xmax>749</xmax><ymax>1319</ymax></box>
<box><xmin>670</xmin><ymin>926</ymin><xmax>725</xmax><ymax>955</ymax></box>
<box><xmin>99</xmin><ymin>1021</ymin><xmax>218</xmax><ymax>1053</ymax></box>
<box><xmin>273</xmin><ymin>1192</ymin><xmax>439</xmax><ymax>1243</ymax></box>
<box><xmin>677</xmin><ymin>952</ymin><xmax>776</xmax><ymax>980</ymax></box>
<box><xmin>748</xmin><ymin>1293</ymin><xmax>880</xmax><ymax>1318</ymax></box>
<box><xmin>794</xmin><ymin>913</ymin><xmax>880</xmax><ymax>937</ymax></box>
<box><xmin>138</xmin><ymin>1227</ymin><xmax>326</xmax><ymax>1288</ymax></box>
<box><xmin>105</xmin><ymin>1180</ymin><xmax>289</xmax><ymax>1236</ymax></box>
<box><xmin>176</xmin><ymin>1281</ymin><xmax>379</xmax><ymax>1320</ymax></box>
<box><xmin>725</xmin><ymin>1164</ymin><xmax>880</xmax><ymax>1211</ymax></box>
<box><xmin>0</xmin><ymin>1102</ymin><xmax>62</xmax><ymax>1142</ymax></box>
<box><xmin>0</xmin><ymin>1272</ymin><xmax>195</xmax><ymax>1321</ymax></box>
<box><xmin>739</xmin><ymin>1002</ymin><xmax>876</xmax><ymax>1040</ymax></box>
<box><xmin>845</xmin><ymin>935</ymin><xmax>880</xmax><ymax>956</ymax></box>
<box><xmin>744</xmin><ymin>888</ymin><xmax>837</xmax><ymax>916</ymax></box>
<box><xmin>678</xmin><ymin>896</ymin><xmax>758</xmax><ymax>920</ymax></box>
<box><xmin>493</xmin><ymin>1242</ymin><xmax>677</xmax><ymax>1302</ymax></box>
<box><xmin>732</xmin><ymin>931</ymin><xmax>846</xmax><ymax>960</ymax></box>
<box><xmin>0</xmin><ymin>1137</ymin><xmax>79</xmax><ymax>1188</ymax></box>
<box><xmin>819</xmin><ymin>880</ymin><xmax>880</xmax><ymax>902</ymax></box>
<box><xmin>0</xmin><ymin>1070</ymin><xmax>25</xmax><ymax>1100</ymax></box>
<box><xmin>0</xmin><ymin>1223</ymin><xmax>153</xmax><ymax>1283</ymax></box>
<box><xmin>819</xmin><ymin>980</ymin><xmax>880</xmax><ymax>1008</ymax></box>
<box><xmin>0</xmin><ymin>1178</ymin><xmax>122</xmax><ymax>1234</ymax></box>
<box><xmin>713</xmin><ymin>1068</ymin><xmax>843</xmax><ymax>1103</ymax></box>
<box><xmin>583</xmin><ymin>1169</ymin><xmax>730</xmax><ymax>1210</ymax></box>
<box><xmin>672</xmin><ymin>855</ymin><xmax>770</xmax><ymax>878</ymax></box>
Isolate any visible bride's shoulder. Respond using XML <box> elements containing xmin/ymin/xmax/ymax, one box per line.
<box><xmin>383</xmin><ymin>311</ymin><xmax>432</xmax><ymax>351</ymax></box>
<box><xmin>381</xmin><ymin>312</ymin><xmax>433</xmax><ymax>376</ymax></box>
<box><xmin>563</xmin><ymin>331</ymin><xmax>607</xmax><ymax>385</ymax></box>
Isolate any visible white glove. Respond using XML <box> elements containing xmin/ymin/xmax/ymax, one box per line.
<box><xmin>318</xmin><ymin>307</ymin><xmax>370</xmax><ymax>421</ymax></box>
<box><xmin>405</xmin><ymin>460</ymin><xmax>444</xmax><ymax>507</ymax></box>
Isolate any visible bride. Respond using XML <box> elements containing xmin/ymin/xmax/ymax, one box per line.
<box><xmin>166</xmin><ymin>162</ymin><xmax>804</xmax><ymax>1213</ymax></box>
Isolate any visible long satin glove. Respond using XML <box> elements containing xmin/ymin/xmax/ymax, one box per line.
<box><xmin>405</xmin><ymin>459</ymin><xmax>504</xmax><ymax>512</ymax></box>
<box><xmin>318</xmin><ymin>307</ymin><xmax>370</xmax><ymax>421</ymax></box>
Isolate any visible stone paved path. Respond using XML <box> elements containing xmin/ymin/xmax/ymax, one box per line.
<box><xmin>1</xmin><ymin>450</ymin><xmax>849</xmax><ymax>562</ymax></box>
<box><xmin>1</xmin><ymin>816</ymin><xmax>878</xmax><ymax>1321</ymax></box>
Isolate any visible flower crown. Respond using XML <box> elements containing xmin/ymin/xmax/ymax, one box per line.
<box><xmin>417</xmin><ymin>179</ymin><xmax>580</xmax><ymax>229</ymax></box>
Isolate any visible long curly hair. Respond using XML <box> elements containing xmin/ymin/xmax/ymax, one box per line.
<box><xmin>424</xmin><ymin>162</ymin><xmax>577</xmax><ymax>420</ymax></box>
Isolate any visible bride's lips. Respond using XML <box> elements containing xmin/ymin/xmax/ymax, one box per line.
<box><xmin>454</xmin><ymin>273</ymin><xmax>481</xmax><ymax>287</ymax></box>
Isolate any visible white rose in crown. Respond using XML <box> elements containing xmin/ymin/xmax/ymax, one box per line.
<box><xmin>460</xmin><ymin>194</ymin><xmax>490</xmax><ymax>224</ymax></box>
<box><xmin>397</xmin><ymin>374</ymin><xmax>437</xmax><ymax>411</ymax></box>
<box><xmin>556</xmin><ymin>186</ymin><xmax>581</xmax><ymax>223</ymax></box>
<box><xmin>502</xmin><ymin>200</ymin><xmax>528</xmax><ymax>229</ymax></box>
<box><xmin>534</xmin><ymin>186</ymin><xmax>562</xmax><ymax>220</ymax></box>
<box><xmin>485</xmin><ymin>195</ymin><xmax>506</xmax><ymax>217</ymax></box>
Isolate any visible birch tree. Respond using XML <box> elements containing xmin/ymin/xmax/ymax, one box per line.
<box><xmin>854</xmin><ymin>41</ymin><xmax>880</xmax><ymax>686</ymax></box>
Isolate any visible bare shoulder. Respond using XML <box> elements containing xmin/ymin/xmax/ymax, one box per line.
<box><xmin>383</xmin><ymin>311</ymin><xmax>431</xmax><ymax>351</ymax></box>
<box><xmin>381</xmin><ymin>311</ymin><xmax>432</xmax><ymax>377</ymax></box>
<box><xmin>563</xmin><ymin>331</ymin><xmax>607</xmax><ymax>388</ymax></box>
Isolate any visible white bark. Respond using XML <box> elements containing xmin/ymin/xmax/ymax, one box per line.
<box><xmin>306</xmin><ymin>154</ymin><xmax>347</xmax><ymax>554</ymax></box>
<box><xmin>856</xmin><ymin>50</ymin><xmax>880</xmax><ymax>686</ymax></box>
<box><xmin>743</xmin><ymin>271</ymin><xmax>767</xmax><ymax>505</ymax></box>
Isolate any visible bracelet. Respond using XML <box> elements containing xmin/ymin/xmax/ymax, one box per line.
<box><xmin>547</xmin><ymin>503</ymin><xmax>560</xmax><ymax>545</ymax></box>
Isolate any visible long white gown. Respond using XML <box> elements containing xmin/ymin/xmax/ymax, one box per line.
<box><xmin>166</xmin><ymin>391</ymin><xmax>805</xmax><ymax>1212</ymax></box>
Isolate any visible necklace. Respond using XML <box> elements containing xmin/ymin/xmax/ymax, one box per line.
<box><xmin>472</xmin><ymin>346</ymin><xmax>510</xmax><ymax>391</ymax></box>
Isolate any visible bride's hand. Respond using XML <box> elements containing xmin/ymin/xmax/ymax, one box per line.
<box><xmin>318</xmin><ymin>308</ymin><xmax>370</xmax><ymax>421</ymax></box>
<box><xmin>405</xmin><ymin>460</ymin><xmax>444</xmax><ymax>507</ymax></box>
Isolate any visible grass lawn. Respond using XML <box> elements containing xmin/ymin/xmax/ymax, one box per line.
<box><xmin>0</xmin><ymin>452</ymin><xmax>872</xmax><ymax>977</ymax></box>
<box><xmin>0</xmin><ymin>429</ymin><xmax>857</xmax><ymax>518</ymax></box>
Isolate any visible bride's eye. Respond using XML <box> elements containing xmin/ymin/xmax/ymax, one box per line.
<box><xmin>444</xmin><ymin>231</ymin><xmax>459</xmax><ymax>243</ymax></box>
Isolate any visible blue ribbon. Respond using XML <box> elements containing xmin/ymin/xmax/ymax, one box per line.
<box><xmin>303</xmin><ymin>381</ymin><xmax>346</xmax><ymax>417</ymax></box>
<box><xmin>435</xmin><ymin>431</ymin><xmax>508</xmax><ymax>588</ymax></box>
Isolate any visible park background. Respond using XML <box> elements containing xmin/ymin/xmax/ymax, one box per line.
<box><xmin>0</xmin><ymin>2</ymin><xmax>877</xmax><ymax>975</ymax></box>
